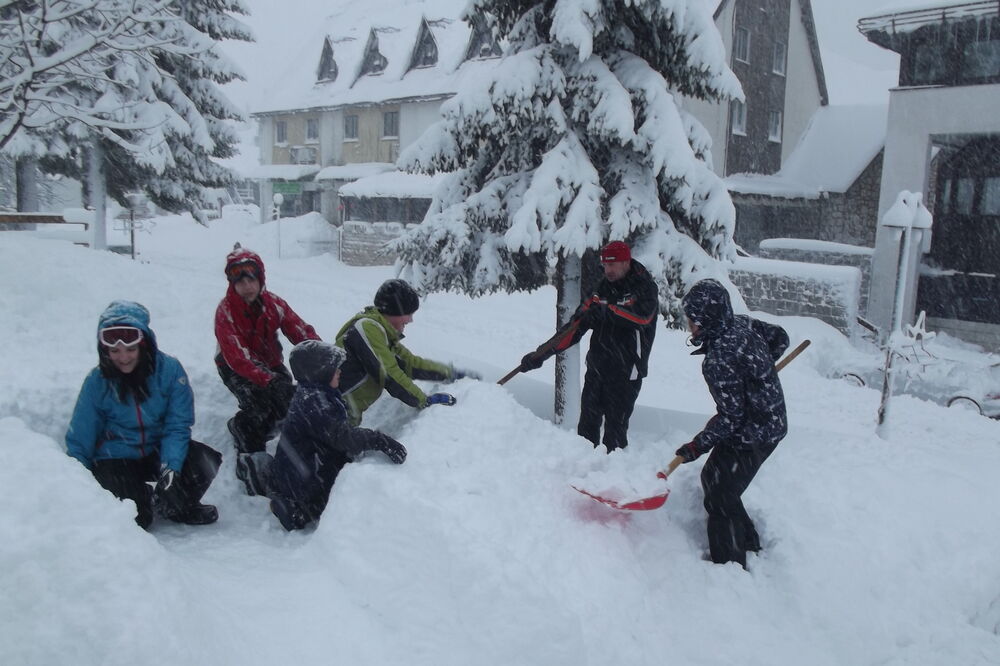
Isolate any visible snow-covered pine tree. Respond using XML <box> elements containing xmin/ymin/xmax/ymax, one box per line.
<box><xmin>1</xmin><ymin>1</ymin><xmax>251</xmax><ymax>221</ymax></box>
<box><xmin>99</xmin><ymin>0</ymin><xmax>252</xmax><ymax>219</ymax></box>
<box><xmin>396</xmin><ymin>0</ymin><xmax>742</xmax><ymax>327</ymax></box>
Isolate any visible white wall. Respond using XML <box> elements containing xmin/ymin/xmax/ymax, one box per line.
<box><xmin>782</xmin><ymin>0</ymin><xmax>823</xmax><ymax>164</ymax></box>
<box><xmin>869</xmin><ymin>82</ymin><xmax>1000</xmax><ymax>335</ymax></box>
<box><xmin>681</xmin><ymin>0</ymin><xmax>734</xmax><ymax>176</ymax></box>
<box><xmin>400</xmin><ymin>99</ymin><xmax>447</xmax><ymax>152</ymax></box>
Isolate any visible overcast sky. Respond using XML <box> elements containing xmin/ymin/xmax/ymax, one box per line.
<box><xmin>222</xmin><ymin>0</ymin><xmax>936</xmax><ymax>112</ymax></box>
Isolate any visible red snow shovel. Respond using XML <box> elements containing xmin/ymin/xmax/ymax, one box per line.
<box><xmin>573</xmin><ymin>339</ymin><xmax>811</xmax><ymax>511</ymax></box>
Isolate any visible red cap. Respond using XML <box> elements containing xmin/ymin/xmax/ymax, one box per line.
<box><xmin>600</xmin><ymin>241</ymin><xmax>631</xmax><ymax>263</ymax></box>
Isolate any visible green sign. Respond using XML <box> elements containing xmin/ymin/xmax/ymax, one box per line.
<box><xmin>273</xmin><ymin>181</ymin><xmax>302</xmax><ymax>195</ymax></box>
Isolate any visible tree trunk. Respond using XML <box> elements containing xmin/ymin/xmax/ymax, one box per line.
<box><xmin>554</xmin><ymin>253</ymin><xmax>582</xmax><ymax>427</ymax></box>
<box><xmin>15</xmin><ymin>157</ymin><xmax>39</xmax><ymax>212</ymax></box>
<box><xmin>88</xmin><ymin>139</ymin><xmax>107</xmax><ymax>250</ymax></box>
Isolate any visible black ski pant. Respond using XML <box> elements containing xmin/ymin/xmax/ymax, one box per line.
<box><xmin>700</xmin><ymin>440</ymin><xmax>779</xmax><ymax>568</ymax></box>
<box><xmin>577</xmin><ymin>367</ymin><xmax>642</xmax><ymax>452</ymax></box>
<box><xmin>91</xmin><ymin>440</ymin><xmax>222</xmax><ymax>529</ymax></box>
<box><xmin>216</xmin><ymin>356</ymin><xmax>294</xmax><ymax>453</ymax></box>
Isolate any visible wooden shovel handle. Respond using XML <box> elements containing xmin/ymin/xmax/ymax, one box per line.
<box><xmin>657</xmin><ymin>455</ymin><xmax>684</xmax><ymax>480</ymax></box>
<box><xmin>775</xmin><ymin>339</ymin><xmax>810</xmax><ymax>372</ymax></box>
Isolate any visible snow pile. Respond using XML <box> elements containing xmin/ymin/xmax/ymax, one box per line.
<box><xmin>2</xmin><ymin>211</ymin><xmax>1000</xmax><ymax>665</ymax></box>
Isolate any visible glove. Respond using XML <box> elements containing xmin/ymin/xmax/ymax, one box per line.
<box><xmin>675</xmin><ymin>441</ymin><xmax>701</xmax><ymax>463</ymax></box>
<box><xmin>425</xmin><ymin>392</ymin><xmax>457</xmax><ymax>407</ymax></box>
<box><xmin>152</xmin><ymin>463</ymin><xmax>181</xmax><ymax>517</ymax></box>
<box><xmin>452</xmin><ymin>366</ymin><xmax>482</xmax><ymax>381</ymax></box>
<box><xmin>520</xmin><ymin>352</ymin><xmax>544</xmax><ymax>371</ymax></box>
<box><xmin>584</xmin><ymin>299</ymin><xmax>608</xmax><ymax>325</ymax></box>
<box><xmin>378</xmin><ymin>435</ymin><xmax>407</xmax><ymax>464</ymax></box>
<box><xmin>155</xmin><ymin>464</ymin><xmax>177</xmax><ymax>493</ymax></box>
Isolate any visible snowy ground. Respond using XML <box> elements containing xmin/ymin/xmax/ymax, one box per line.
<box><xmin>2</xmin><ymin>212</ymin><xmax>999</xmax><ymax>666</ymax></box>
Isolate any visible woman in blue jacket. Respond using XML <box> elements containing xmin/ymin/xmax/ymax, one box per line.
<box><xmin>66</xmin><ymin>301</ymin><xmax>221</xmax><ymax>529</ymax></box>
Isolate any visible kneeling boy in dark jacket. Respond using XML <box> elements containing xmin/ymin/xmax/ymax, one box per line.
<box><xmin>268</xmin><ymin>340</ymin><xmax>406</xmax><ymax>531</ymax></box>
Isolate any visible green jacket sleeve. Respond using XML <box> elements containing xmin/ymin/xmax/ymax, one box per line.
<box><xmin>356</xmin><ymin>319</ymin><xmax>439</xmax><ymax>409</ymax></box>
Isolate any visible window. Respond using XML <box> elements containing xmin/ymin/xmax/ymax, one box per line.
<box><xmin>465</xmin><ymin>15</ymin><xmax>502</xmax><ymax>60</ymax></box>
<box><xmin>383</xmin><ymin>111</ymin><xmax>399</xmax><ymax>138</ymax></box>
<box><xmin>361</xmin><ymin>32</ymin><xmax>388</xmax><ymax>76</ymax></box>
<box><xmin>768</xmin><ymin>111</ymin><xmax>782</xmax><ymax>143</ymax></box>
<box><xmin>772</xmin><ymin>41</ymin><xmax>786</xmax><ymax>76</ymax></box>
<box><xmin>306</xmin><ymin>118</ymin><xmax>319</xmax><ymax>142</ymax></box>
<box><xmin>290</xmin><ymin>146</ymin><xmax>317</xmax><ymax>165</ymax></box>
<box><xmin>734</xmin><ymin>27</ymin><xmax>750</xmax><ymax>64</ymax></box>
<box><xmin>275</xmin><ymin>121</ymin><xmax>287</xmax><ymax>144</ymax></box>
<box><xmin>317</xmin><ymin>38</ymin><xmax>337</xmax><ymax>82</ymax></box>
<box><xmin>981</xmin><ymin>177</ymin><xmax>1000</xmax><ymax>215</ymax></box>
<box><xmin>955</xmin><ymin>177</ymin><xmax>975</xmax><ymax>215</ymax></box>
<box><xmin>730</xmin><ymin>100</ymin><xmax>746</xmax><ymax>136</ymax></box>
<box><xmin>344</xmin><ymin>114</ymin><xmax>358</xmax><ymax>140</ymax></box>
<box><xmin>412</xmin><ymin>21</ymin><xmax>439</xmax><ymax>69</ymax></box>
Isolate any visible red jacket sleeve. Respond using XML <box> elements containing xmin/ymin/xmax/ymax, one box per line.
<box><xmin>270</xmin><ymin>294</ymin><xmax>321</xmax><ymax>345</ymax></box>
<box><xmin>215</xmin><ymin>300</ymin><xmax>273</xmax><ymax>386</ymax></box>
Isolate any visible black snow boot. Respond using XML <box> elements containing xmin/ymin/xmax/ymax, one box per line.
<box><xmin>168</xmin><ymin>503</ymin><xmax>219</xmax><ymax>525</ymax></box>
<box><xmin>270</xmin><ymin>496</ymin><xmax>310</xmax><ymax>531</ymax></box>
<box><xmin>236</xmin><ymin>451</ymin><xmax>272</xmax><ymax>496</ymax></box>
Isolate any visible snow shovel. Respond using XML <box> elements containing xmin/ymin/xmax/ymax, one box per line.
<box><xmin>574</xmin><ymin>338</ymin><xmax>812</xmax><ymax>511</ymax></box>
<box><xmin>497</xmin><ymin>312</ymin><xmax>587</xmax><ymax>385</ymax></box>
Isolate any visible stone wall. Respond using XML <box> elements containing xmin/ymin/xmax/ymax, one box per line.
<box><xmin>340</xmin><ymin>221</ymin><xmax>411</xmax><ymax>266</ymax></box>
<box><xmin>729</xmin><ymin>256</ymin><xmax>862</xmax><ymax>335</ymax></box>
<box><xmin>757</xmin><ymin>239</ymin><xmax>873</xmax><ymax>315</ymax></box>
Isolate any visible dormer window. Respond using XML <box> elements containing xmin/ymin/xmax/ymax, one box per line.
<box><xmin>361</xmin><ymin>31</ymin><xmax>388</xmax><ymax>76</ymax></box>
<box><xmin>410</xmin><ymin>19</ymin><xmax>439</xmax><ymax>70</ymax></box>
<box><xmin>317</xmin><ymin>37</ymin><xmax>338</xmax><ymax>82</ymax></box>
<box><xmin>465</xmin><ymin>14</ymin><xmax>502</xmax><ymax>60</ymax></box>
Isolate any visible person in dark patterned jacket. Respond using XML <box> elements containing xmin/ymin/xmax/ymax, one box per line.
<box><xmin>674</xmin><ymin>278</ymin><xmax>789</xmax><ymax>568</ymax></box>
<box><xmin>214</xmin><ymin>246</ymin><xmax>321</xmax><ymax>496</ymax></box>
<box><xmin>268</xmin><ymin>340</ymin><xmax>407</xmax><ymax>531</ymax></box>
<box><xmin>520</xmin><ymin>241</ymin><xmax>658</xmax><ymax>451</ymax></box>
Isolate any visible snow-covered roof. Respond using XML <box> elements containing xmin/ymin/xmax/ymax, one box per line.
<box><xmin>244</xmin><ymin>164</ymin><xmax>321</xmax><ymax>181</ymax></box>
<box><xmin>726</xmin><ymin>104</ymin><xmax>887</xmax><ymax>199</ymax></box>
<box><xmin>251</xmin><ymin>0</ymin><xmax>502</xmax><ymax>116</ymax></box>
<box><xmin>338</xmin><ymin>171</ymin><xmax>446</xmax><ymax>198</ymax></box>
<box><xmin>315</xmin><ymin>162</ymin><xmax>394</xmax><ymax>181</ymax></box>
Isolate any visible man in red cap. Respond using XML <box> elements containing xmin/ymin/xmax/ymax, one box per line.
<box><xmin>520</xmin><ymin>240</ymin><xmax>659</xmax><ymax>451</ymax></box>
<box><xmin>215</xmin><ymin>245</ymin><xmax>321</xmax><ymax>495</ymax></box>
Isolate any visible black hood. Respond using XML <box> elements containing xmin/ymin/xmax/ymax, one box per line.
<box><xmin>682</xmin><ymin>279</ymin><xmax>734</xmax><ymax>344</ymax></box>
<box><xmin>289</xmin><ymin>340</ymin><xmax>346</xmax><ymax>385</ymax></box>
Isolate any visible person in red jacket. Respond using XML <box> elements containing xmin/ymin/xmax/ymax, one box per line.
<box><xmin>215</xmin><ymin>246</ymin><xmax>321</xmax><ymax>495</ymax></box>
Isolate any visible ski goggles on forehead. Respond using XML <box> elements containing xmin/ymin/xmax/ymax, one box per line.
<box><xmin>99</xmin><ymin>326</ymin><xmax>144</xmax><ymax>348</ymax></box>
<box><xmin>226</xmin><ymin>261</ymin><xmax>259</xmax><ymax>283</ymax></box>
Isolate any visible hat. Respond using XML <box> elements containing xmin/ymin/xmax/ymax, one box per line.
<box><xmin>225</xmin><ymin>247</ymin><xmax>265</xmax><ymax>284</ymax></box>
<box><xmin>374</xmin><ymin>279</ymin><xmax>420</xmax><ymax>316</ymax></box>
<box><xmin>289</xmin><ymin>340</ymin><xmax>346</xmax><ymax>385</ymax></box>
<box><xmin>600</xmin><ymin>241</ymin><xmax>631</xmax><ymax>263</ymax></box>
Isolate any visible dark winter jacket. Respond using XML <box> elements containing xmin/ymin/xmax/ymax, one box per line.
<box><xmin>214</xmin><ymin>249</ymin><xmax>320</xmax><ymax>386</ymax></box>
<box><xmin>268</xmin><ymin>382</ymin><xmax>405</xmax><ymax>509</ymax></box>
<box><xmin>553</xmin><ymin>259</ymin><xmax>659</xmax><ymax>380</ymax></box>
<box><xmin>66</xmin><ymin>301</ymin><xmax>194</xmax><ymax>472</ymax></box>
<box><xmin>683</xmin><ymin>279</ymin><xmax>788</xmax><ymax>455</ymax></box>
<box><xmin>335</xmin><ymin>307</ymin><xmax>454</xmax><ymax>425</ymax></box>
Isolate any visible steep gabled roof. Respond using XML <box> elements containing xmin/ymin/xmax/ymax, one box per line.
<box><xmin>252</xmin><ymin>0</ymin><xmax>499</xmax><ymax>116</ymax></box>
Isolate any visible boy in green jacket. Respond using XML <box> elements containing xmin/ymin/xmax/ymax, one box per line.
<box><xmin>335</xmin><ymin>279</ymin><xmax>480</xmax><ymax>425</ymax></box>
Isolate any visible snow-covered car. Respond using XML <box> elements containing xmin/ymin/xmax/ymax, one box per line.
<box><xmin>835</xmin><ymin>340</ymin><xmax>1000</xmax><ymax>418</ymax></box>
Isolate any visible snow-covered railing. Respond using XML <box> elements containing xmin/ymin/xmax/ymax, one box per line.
<box><xmin>859</xmin><ymin>1</ymin><xmax>1000</xmax><ymax>36</ymax></box>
